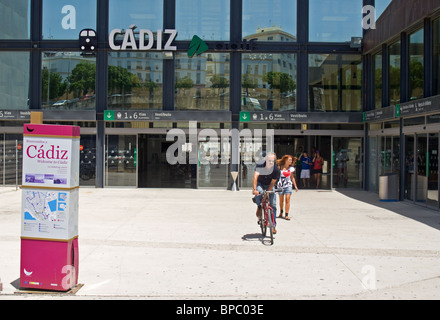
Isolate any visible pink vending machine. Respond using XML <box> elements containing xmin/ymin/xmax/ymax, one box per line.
<box><xmin>20</xmin><ymin>124</ymin><xmax>80</xmax><ymax>291</ymax></box>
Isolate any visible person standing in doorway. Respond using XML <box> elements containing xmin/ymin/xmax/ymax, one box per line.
<box><xmin>277</xmin><ymin>155</ymin><xmax>298</xmax><ymax>220</ymax></box>
<box><xmin>299</xmin><ymin>152</ymin><xmax>312</xmax><ymax>188</ymax></box>
<box><xmin>335</xmin><ymin>147</ymin><xmax>349</xmax><ymax>187</ymax></box>
<box><xmin>312</xmin><ymin>150</ymin><xmax>324</xmax><ymax>189</ymax></box>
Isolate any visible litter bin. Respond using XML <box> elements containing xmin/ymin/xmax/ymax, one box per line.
<box><xmin>379</xmin><ymin>173</ymin><xmax>399</xmax><ymax>201</ymax></box>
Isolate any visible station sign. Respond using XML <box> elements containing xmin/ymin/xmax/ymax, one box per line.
<box><xmin>240</xmin><ymin>111</ymin><xmax>363</xmax><ymax>123</ymax></box>
<box><xmin>104</xmin><ymin>110</ymin><xmax>231</xmax><ymax>122</ymax></box>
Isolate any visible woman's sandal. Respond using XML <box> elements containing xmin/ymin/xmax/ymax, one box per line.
<box><xmin>278</xmin><ymin>209</ymin><xmax>284</xmax><ymax>218</ymax></box>
<box><xmin>285</xmin><ymin>214</ymin><xmax>291</xmax><ymax>221</ymax></box>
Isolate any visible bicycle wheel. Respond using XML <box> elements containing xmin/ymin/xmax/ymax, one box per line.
<box><xmin>260</xmin><ymin>208</ymin><xmax>267</xmax><ymax>236</ymax></box>
<box><xmin>267</xmin><ymin>207</ymin><xmax>274</xmax><ymax>245</ymax></box>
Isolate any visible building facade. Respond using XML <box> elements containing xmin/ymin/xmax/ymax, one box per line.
<box><xmin>363</xmin><ymin>0</ymin><xmax>440</xmax><ymax>210</ymax></box>
<box><xmin>3</xmin><ymin>0</ymin><xmax>440</xmax><ymax>211</ymax></box>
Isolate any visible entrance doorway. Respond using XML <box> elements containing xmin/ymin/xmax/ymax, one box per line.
<box><xmin>138</xmin><ymin>134</ymin><xmax>196</xmax><ymax>188</ymax></box>
<box><xmin>405</xmin><ymin>133</ymin><xmax>439</xmax><ymax>208</ymax></box>
<box><xmin>239</xmin><ymin>135</ymin><xmax>333</xmax><ymax>189</ymax></box>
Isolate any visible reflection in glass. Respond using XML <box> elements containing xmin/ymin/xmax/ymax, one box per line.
<box><xmin>309</xmin><ymin>54</ymin><xmax>361</xmax><ymax>112</ymax></box>
<box><xmin>409</xmin><ymin>29</ymin><xmax>424</xmax><ymax>100</ymax></box>
<box><xmin>42</xmin><ymin>0</ymin><xmax>96</xmax><ymax>39</ymax></box>
<box><xmin>242</xmin><ymin>0</ymin><xmax>296</xmax><ymax>41</ymax></box>
<box><xmin>405</xmin><ymin>135</ymin><xmax>415</xmax><ymax>200</ymax></box>
<box><xmin>199</xmin><ymin>137</ymin><xmax>229</xmax><ymax>188</ymax></box>
<box><xmin>109</xmin><ymin>0</ymin><xmax>163</xmax><ymax>32</ymax></box>
<box><xmin>368</xmin><ymin>136</ymin><xmax>378</xmax><ymax>192</ymax></box>
<box><xmin>108</xmin><ymin>52</ymin><xmax>163</xmax><ymax>110</ymax></box>
<box><xmin>105</xmin><ymin>135</ymin><xmax>137</xmax><ymax>187</ymax></box>
<box><xmin>0</xmin><ymin>52</ymin><xmax>29</xmax><ymax>110</ymax></box>
<box><xmin>242</xmin><ymin>53</ymin><xmax>297</xmax><ymax>112</ymax></box>
<box><xmin>3</xmin><ymin>134</ymin><xmax>23</xmax><ymax>185</ymax></box>
<box><xmin>42</xmin><ymin>52</ymin><xmax>96</xmax><ymax>110</ymax></box>
<box><xmin>309</xmin><ymin>0</ymin><xmax>362</xmax><ymax>42</ymax></box>
<box><xmin>433</xmin><ymin>18</ymin><xmax>440</xmax><ymax>95</ymax></box>
<box><xmin>389</xmin><ymin>41</ymin><xmax>401</xmax><ymax>105</ymax></box>
<box><xmin>416</xmin><ymin>135</ymin><xmax>428</xmax><ymax>203</ymax></box>
<box><xmin>374</xmin><ymin>52</ymin><xmax>382</xmax><ymax>109</ymax></box>
<box><xmin>333</xmin><ymin>137</ymin><xmax>362</xmax><ymax>189</ymax></box>
<box><xmin>175</xmin><ymin>53</ymin><xmax>230</xmax><ymax>111</ymax></box>
<box><xmin>0</xmin><ymin>0</ymin><xmax>30</xmax><ymax>39</ymax></box>
<box><xmin>80</xmin><ymin>135</ymin><xmax>96</xmax><ymax>186</ymax></box>
<box><xmin>176</xmin><ymin>0</ymin><xmax>229</xmax><ymax>41</ymax></box>
<box><xmin>428</xmin><ymin>133</ymin><xmax>439</xmax><ymax>208</ymax></box>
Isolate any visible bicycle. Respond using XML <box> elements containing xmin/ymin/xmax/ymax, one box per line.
<box><xmin>257</xmin><ymin>188</ymin><xmax>282</xmax><ymax>245</ymax></box>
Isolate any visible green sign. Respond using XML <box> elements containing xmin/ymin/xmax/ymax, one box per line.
<box><xmin>395</xmin><ymin>104</ymin><xmax>400</xmax><ymax>117</ymax></box>
<box><xmin>240</xmin><ymin>111</ymin><xmax>250</xmax><ymax>122</ymax></box>
<box><xmin>188</xmin><ymin>35</ymin><xmax>208</xmax><ymax>57</ymax></box>
<box><xmin>104</xmin><ymin>110</ymin><xmax>114</xmax><ymax>121</ymax></box>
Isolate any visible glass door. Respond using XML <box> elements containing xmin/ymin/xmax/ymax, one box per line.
<box><xmin>405</xmin><ymin>135</ymin><xmax>415</xmax><ymax>200</ymax></box>
<box><xmin>332</xmin><ymin>137</ymin><xmax>363</xmax><ymax>189</ymax></box>
<box><xmin>427</xmin><ymin>133</ymin><xmax>439</xmax><ymax>208</ymax></box>
<box><xmin>105</xmin><ymin>135</ymin><xmax>137</xmax><ymax>187</ymax></box>
<box><xmin>416</xmin><ymin>134</ymin><xmax>428</xmax><ymax>204</ymax></box>
<box><xmin>198</xmin><ymin>136</ymin><xmax>229</xmax><ymax>188</ymax></box>
<box><xmin>4</xmin><ymin>134</ymin><xmax>23</xmax><ymax>186</ymax></box>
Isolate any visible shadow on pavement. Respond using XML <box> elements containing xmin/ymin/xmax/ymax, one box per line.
<box><xmin>336</xmin><ymin>189</ymin><xmax>440</xmax><ymax>231</ymax></box>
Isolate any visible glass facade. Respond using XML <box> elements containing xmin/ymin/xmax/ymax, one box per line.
<box><xmin>389</xmin><ymin>40</ymin><xmax>401</xmax><ymax>105</ymax></box>
<box><xmin>42</xmin><ymin>0</ymin><xmax>96</xmax><ymax>40</ymax></box>
<box><xmin>176</xmin><ymin>0</ymin><xmax>229</xmax><ymax>41</ymax></box>
<box><xmin>242</xmin><ymin>53</ymin><xmax>297</xmax><ymax>112</ymax></box>
<box><xmin>374</xmin><ymin>52</ymin><xmax>382</xmax><ymax>109</ymax></box>
<box><xmin>243</xmin><ymin>0</ymin><xmax>297</xmax><ymax>41</ymax></box>
<box><xmin>0</xmin><ymin>52</ymin><xmax>30</xmax><ymax>110</ymax></box>
<box><xmin>109</xmin><ymin>0</ymin><xmax>163</xmax><ymax>34</ymax></box>
<box><xmin>308</xmin><ymin>54</ymin><xmax>362</xmax><ymax>112</ymax></box>
<box><xmin>0</xmin><ymin>0</ymin><xmax>30</xmax><ymax>39</ymax></box>
<box><xmin>309</xmin><ymin>0</ymin><xmax>362</xmax><ymax>42</ymax></box>
<box><xmin>42</xmin><ymin>52</ymin><xmax>96</xmax><ymax>110</ymax></box>
<box><xmin>434</xmin><ymin>18</ymin><xmax>440</xmax><ymax>96</ymax></box>
<box><xmin>108</xmin><ymin>52</ymin><xmax>163</xmax><ymax>110</ymax></box>
<box><xmin>409</xmin><ymin>28</ymin><xmax>424</xmax><ymax>100</ymax></box>
<box><xmin>175</xmin><ymin>52</ymin><xmax>230</xmax><ymax>111</ymax></box>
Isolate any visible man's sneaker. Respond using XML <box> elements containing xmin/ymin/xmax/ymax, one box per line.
<box><xmin>252</xmin><ymin>196</ymin><xmax>256</xmax><ymax>204</ymax></box>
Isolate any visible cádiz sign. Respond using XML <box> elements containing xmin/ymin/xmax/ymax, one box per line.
<box><xmin>109</xmin><ymin>28</ymin><xmax>177</xmax><ymax>51</ymax></box>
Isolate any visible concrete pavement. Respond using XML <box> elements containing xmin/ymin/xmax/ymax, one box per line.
<box><xmin>1</xmin><ymin>186</ymin><xmax>440</xmax><ymax>300</ymax></box>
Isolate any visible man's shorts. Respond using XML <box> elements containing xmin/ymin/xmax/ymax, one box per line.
<box><xmin>300</xmin><ymin>169</ymin><xmax>310</xmax><ymax>179</ymax></box>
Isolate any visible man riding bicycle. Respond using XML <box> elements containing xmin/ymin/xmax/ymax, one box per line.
<box><xmin>252</xmin><ymin>152</ymin><xmax>280</xmax><ymax>234</ymax></box>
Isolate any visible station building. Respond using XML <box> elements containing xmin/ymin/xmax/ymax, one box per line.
<box><xmin>1</xmin><ymin>0</ymin><xmax>440</xmax><ymax>210</ymax></box>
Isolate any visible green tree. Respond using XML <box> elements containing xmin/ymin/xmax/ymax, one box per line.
<box><xmin>210</xmin><ymin>75</ymin><xmax>229</xmax><ymax>91</ymax></box>
<box><xmin>68</xmin><ymin>61</ymin><xmax>96</xmax><ymax>97</ymax></box>
<box><xmin>242</xmin><ymin>74</ymin><xmax>258</xmax><ymax>96</ymax></box>
<box><xmin>263</xmin><ymin>71</ymin><xmax>296</xmax><ymax>93</ymax></box>
<box><xmin>108</xmin><ymin>65</ymin><xmax>140</xmax><ymax>94</ymax></box>
<box><xmin>175</xmin><ymin>76</ymin><xmax>194</xmax><ymax>90</ymax></box>
<box><xmin>42</xmin><ymin>68</ymin><xmax>66</xmax><ymax>102</ymax></box>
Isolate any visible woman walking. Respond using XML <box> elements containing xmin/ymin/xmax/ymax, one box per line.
<box><xmin>277</xmin><ymin>155</ymin><xmax>299</xmax><ymax>221</ymax></box>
